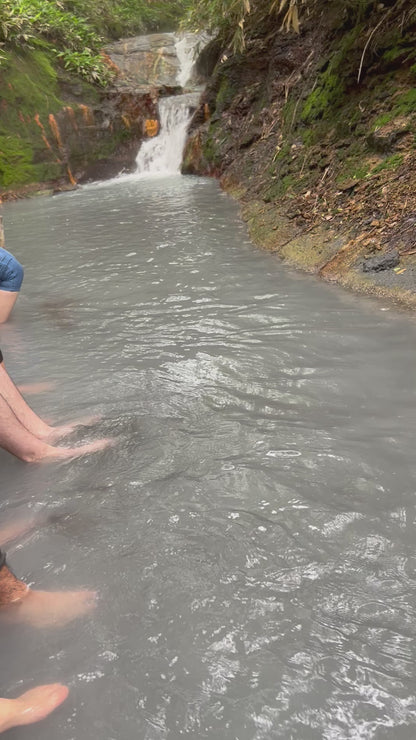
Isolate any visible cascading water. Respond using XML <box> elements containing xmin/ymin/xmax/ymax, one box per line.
<box><xmin>135</xmin><ymin>34</ymin><xmax>203</xmax><ymax>177</ymax></box>
<box><xmin>175</xmin><ymin>32</ymin><xmax>202</xmax><ymax>88</ymax></box>
<box><xmin>135</xmin><ymin>92</ymin><xmax>200</xmax><ymax>176</ymax></box>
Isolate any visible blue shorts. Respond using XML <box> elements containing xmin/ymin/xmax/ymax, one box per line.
<box><xmin>0</xmin><ymin>248</ymin><xmax>24</xmax><ymax>292</ymax></box>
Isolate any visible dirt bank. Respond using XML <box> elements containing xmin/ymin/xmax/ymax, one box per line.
<box><xmin>184</xmin><ymin>1</ymin><xmax>416</xmax><ymax>309</ymax></box>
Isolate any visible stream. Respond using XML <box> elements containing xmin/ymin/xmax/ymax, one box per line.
<box><xmin>1</xmin><ymin>173</ymin><xmax>416</xmax><ymax>739</ymax></box>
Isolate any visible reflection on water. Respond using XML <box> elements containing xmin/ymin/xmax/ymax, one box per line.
<box><xmin>1</xmin><ymin>176</ymin><xmax>416</xmax><ymax>739</ymax></box>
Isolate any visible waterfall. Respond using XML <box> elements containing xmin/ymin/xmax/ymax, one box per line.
<box><xmin>175</xmin><ymin>33</ymin><xmax>199</xmax><ymax>89</ymax></box>
<box><xmin>135</xmin><ymin>92</ymin><xmax>199</xmax><ymax>176</ymax></box>
<box><xmin>135</xmin><ymin>33</ymin><xmax>203</xmax><ymax>177</ymax></box>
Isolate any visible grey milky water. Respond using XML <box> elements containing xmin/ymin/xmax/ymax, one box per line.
<box><xmin>1</xmin><ymin>175</ymin><xmax>416</xmax><ymax>740</ymax></box>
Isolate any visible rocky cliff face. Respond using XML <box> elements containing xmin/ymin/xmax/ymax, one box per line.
<box><xmin>104</xmin><ymin>34</ymin><xmax>181</xmax><ymax>88</ymax></box>
<box><xmin>183</xmin><ymin>2</ymin><xmax>416</xmax><ymax>308</ymax></box>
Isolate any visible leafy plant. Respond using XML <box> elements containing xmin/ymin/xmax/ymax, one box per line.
<box><xmin>0</xmin><ymin>0</ymin><xmax>191</xmax><ymax>85</ymax></box>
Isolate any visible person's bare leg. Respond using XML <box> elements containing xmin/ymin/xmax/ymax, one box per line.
<box><xmin>0</xmin><ymin>361</ymin><xmax>99</xmax><ymax>441</ymax></box>
<box><xmin>0</xmin><ymin>292</ymin><xmax>19</xmax><ymax>324</ymax></box>
<box><xmin>0</xmin><ymin>393</ymin><xmax>114</xmax><ymax>462</ymax></box>
<box><xmin>17</xmin><ymin>381</ymin><xmax>55</xmax><ymax>395</ymax></box>
<box><xmin>0</xmin><ymin>561</ymin><xmax>97</xmax><ymax>628</ymax></box>
<box><xmin>0</xmin><ymin>514</ymin><xmax>41</xmax><ymax>547</ymax></box>
<box><xmin>0</xmin><ymin>684</ymin><xmax>69</xmax><ymax>733</ymax></box>
<box><xmin>0</xmin><ymin>508</ymin><xmax>62</xmax><ymax>548</ymax></box>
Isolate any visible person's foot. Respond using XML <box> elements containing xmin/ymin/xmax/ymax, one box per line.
<box><xmin>0</xmin><ymin>684</ymin><xmax>69</xmax><ymax>733</ymax></box>
<box><xmin>0</xmin><ymin>588</ymin><xmax>97</xmax><ymax>628</ymax></box>
<box><xmin>26</xmin><ymin>436</ymin><xmax>116</xmax><ymax>463</ymax></box>
<box><xmin>43</xmin><ymin>415</ymin><xmax>102</xmax><ymax>443</ymax></box>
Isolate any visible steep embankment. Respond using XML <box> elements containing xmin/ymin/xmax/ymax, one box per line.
<box><xmin>184</xmin><ymin>1</ymin><xmax>416</xmax><ymax>308</ymax></box>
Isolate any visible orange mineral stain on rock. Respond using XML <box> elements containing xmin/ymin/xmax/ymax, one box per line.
<box><xmin>48</xmin><ymin>114</ymin><xmax>63</xmax><ymax>150</ymax></box>
<box><xmin>34</xmin><ymin>113</ymin><xmax>53</xmax><ymax>152</ymax></box>
<box><xmin>67</xmin><ymin>166</ymin><xmax>77</xmax><ymax>186</ymax></box>
<box><xmin>64</xmin><ymin>106</ymin><xmax>78</xmax><ymax>131</ymax></box>
<box><xmin>100</xmin><ymin>51</ymin><xmax>120</xmax><ymax>76</ymax></box>
<box><xmin>78</xmin><ymin>104</ymin><xmax>94</xmax><ymax>125</ymax></box>
<box><xmin>145</xmin><ymin>119</ymin><xmax>159</xmax><ymax>137</ymax></box>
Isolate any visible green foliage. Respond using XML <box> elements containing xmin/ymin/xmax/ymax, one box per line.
<box><xmin>183</xmin><ymin>0</ymin><xmax>384</xmax><ymax>54</ymax></box>
<box><xmin>0</xmin><ymin>0</ymin><xmax>191</xmax><ymax>85</ymax></box>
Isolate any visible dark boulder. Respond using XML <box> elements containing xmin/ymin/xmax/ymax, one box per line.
<box><xmin>362</xmin><ymin>249</ymin><xmax>400</xmax><ymax>272</ymax></box>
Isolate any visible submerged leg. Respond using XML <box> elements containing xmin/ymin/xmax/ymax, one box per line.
<box><xmin>0</xmin><ymin>360</ymin><xmax>99</xmax><ymax>442</ymax></box>
<box><xmin>0</xmin><ymin>684</ymin><xmax>69</xmax><ymax>733</ymax></box>
<box><xmin>0</xmin><ymin>393</ymin><xmax>114</xmax><ymax>462</ymax></box>
<box><xmin>0</xmin><ymin>359</ymin><xmax>52</xmax><ymax>439</ymax></box>
<box><xmin>0</xmin><ymin>514</ymin><xmax>41</xmax><ymax>548</ymax></box>
<box><xmin>0</xmin><ymin>552</ymin><xmax>97</xmax><ymax>628</ymax></box>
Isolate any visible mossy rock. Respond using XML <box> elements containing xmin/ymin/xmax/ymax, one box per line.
<box><xmin>301</xmin><ymin>72</ymin><xmax>345</xmax><ymax>124</ymax></box>
<box><xmin>0</xmin><ymin>135</ymin><xmax>35</xmax><ymax>187</ymax></box>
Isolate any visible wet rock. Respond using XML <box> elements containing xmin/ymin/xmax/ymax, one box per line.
<box><xmin>105</xmin><ymin>34</ymin><xmax>180</xmax><ymax>88</ymax></box>
<box><xmin>362</xmin><ymin>249</ymin><xmax>400</xmax><ymax>272</ymax></box>
<box><xmin>53</xmin><ymin>89</ymin><xmax>159</xmax><ymax>184</ymax></box>
<box><xmin>194</xmin><ymin>38</ymin><xmax>222</xmax><ymax>81</ymax></box>
<box><xmin>105</xmin><ymin>32</ymin><xmax>207</xmax><ymax>90</ymax></box>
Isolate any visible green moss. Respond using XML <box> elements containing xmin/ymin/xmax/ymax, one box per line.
<box><xmin>372</xmin><ymin>112</ymin><xmax>394</xmax><ymax>129</ymax></box>
<box><xmin>263</xmin><ymin>174</ymin><xmax>304</xmax><ymax>202</ymax></box>
<box><xmin>215</xmin><ymin>75</ymin><xmax>237</xmax><ymax>114</ymax></box>
<box><xmin>394</xmin><ymin>88</ymin><xmax>416</xmax><ymax>115</ymax></box>
<box><xmin>372</xmin><ymin>153</ymin><xmax>403</xmax><ymax>174</ymax></box>
<box><xmin>300</xmin><ymin>25</ymin><xmax>366</xmax><ymax>125</ymax></box>
<box><xmin>282</xmin><ymin>97</ymin><xmax>300</xmax><ymax>134</ymax></box>
<box><xmin>382</xmin><ymin>46</ymin><xmax>414</xmax><ymax>64</ymax></box>
<box><xmin>0</xmin><ymin>135</ymin><xmax>34</xmax><ymax>186</ymax></box>
<box><xmin>336</xmin><ymin>158</ymin><xmax>369</xmax><ymax>185</ymax></box>
<box><xmin>1</xmin><ymin>49</ymin><xmax>61</xmax><ymax>119</ymax></box>
<box><xmin>301</xmin><ymin>72</ymin><xmax>344</xmax><ymax>123</ymax></box>
<box><xmin>301</xmin><ymin>127</ymin><xmax>318</xmax><ymax>146</ymax></box>
<box><xmin>201</xmin><ymin>120</ymin><xmax>225</xmax><ymax>166</ymax></box>
<box><xmin>0</xmin><ymin>48</ymin><xmax>66</xmax><ymax>188</ymax></box>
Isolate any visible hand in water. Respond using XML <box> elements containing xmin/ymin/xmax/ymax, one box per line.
<box><xmin>0</xmin><ymin>684</ymin><xmax>69</xmax><ymax>733</ymax></box>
